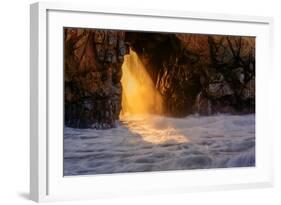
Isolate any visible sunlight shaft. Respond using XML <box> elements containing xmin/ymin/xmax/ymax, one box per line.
<box><xmin>120</xmin><ymin>52</ymin><xmax>187</xmax><ymax>144</ymax></box>
<box><xmin>120</xmin><ymin>49</ymin><xmax>163</xmax><ymax>116</ymax></box>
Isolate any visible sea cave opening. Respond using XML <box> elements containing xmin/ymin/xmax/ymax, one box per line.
<box><xmin>64</xmin><ymin>28</ymin><xmax>255</xmax><ymax>130</ymax></box>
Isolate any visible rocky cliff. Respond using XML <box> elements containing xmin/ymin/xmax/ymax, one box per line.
<box><xmin>64</xmin><ymin>28</ymin><xmax>128</xmax><ymax>128</ymax></box>
<box><xmin>64</xmin><ymin>28</ymin><xmax>255</xmax><ymax>129</ymax></box>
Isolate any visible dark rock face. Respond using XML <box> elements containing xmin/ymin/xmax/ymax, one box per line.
<box><xmin>64</xmin><ymin>29</ymin><xmax>255</xmax><ymax>129</ymax></box>
<box><xmin>125</xmin><ymin>32</ymin><xmax>255</xmax><ymax>116</ymax></box>
<box><xmin>205</xmin><ymin>35</ymin><xmax>255</xmax><ymax>114</ymax></box>
<box><xmin>64</xmin><ymin>29</ymin><xmax>128</xmax><ymax>128</ymax></box>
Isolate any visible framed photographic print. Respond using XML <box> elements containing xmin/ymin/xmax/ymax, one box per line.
<box><xmin>30</xmin><ymin>2</ymin><xmax>274</xmax><ymax>202</ymax></box>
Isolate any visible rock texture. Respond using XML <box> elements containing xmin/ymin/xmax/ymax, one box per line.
<box><xmin>64</xmin><ymin>28</ymin><xmax>128</xmax><ymax>128</ymax></box>
<box><xmin>64</xmin><ymin>28</ymin><xmax>255</xmax><ymax>129</ymax></box>
<box><xmin>125</xmin><ymin>32</ymin><xmax>255</xmax><ymax>117</ymax></box>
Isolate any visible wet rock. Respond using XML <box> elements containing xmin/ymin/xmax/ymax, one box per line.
<box><xmin>101</xmin><ymin>71</ymin><xmax>108</xmax><ymax>82</ymax></box>
<box><xmin>95</xmin><ymin>44</ymin><xmax>105</xmax><ymax>61</ymax></box>
<box><xmin>249</xmin><ymin>62</ymin><xmax>254</xmax><ymax>72</ymax></box>
<box><xmin>94</xmin><ymin>30</ymin><xmax>105</xmax><ymax>43</ymax></box>
<box><xmin>118</xmin><ymin>55</ymin><xmax>124</xmax><ymax>62</ymax></box>
<box><xmin>64</xmin><ymin>28</ymin><xmax>126</xmax><ymax>129</ymax></box>
<box><xmin>208</xmin><ymin>36</ymin><xmax>255</xmax><ymax>66</ymax></box>
<box><xmin>206</xmin><ymin>82</ymin><xmax>234</xmax><ymax>98</ymax></box>
<box><xmin>233</xmin><ymin>67</ymin><xmax>245</xmax><ymax>84</ymax></box>
<box><xmin>208</xmin><ymin>71</ymin><xmax>224</xmax><ymax>83</ymax></box>
<box><xmin>241</xmin><ymin>77</ymin><xmax>255</xmax><ymax>100</ymax></box>
<box><xmin>108</xmin><ymin>31</ymin><xmax>117</xmax><ymax>46</ymax></box>
<box><xmin>195</xmin><ymin>92</ymin><xmax>212</xmax><ymax>115</ymax></box>
<box><xmin>105</xmin><ymin>49</ymin><xmax>115</xmax><ymax>63</ymax></box>
<box><xmin>175</xmin><ymin>34</ymin><xmax>211</xmax><ymax>65</ymax></box>
<box><xmin>212</xmin><ymin>103</ymin><xmax>236</xmax><ymax>114</ymax></box>
<box><xmin>200</xmin><ymin>75</ymin><xmax>206</xmax><ymax>86</ymax></box>
<box><xmin>118</xmin><ymin>40</ymin><xmax>127</xmax><ymax>55</ymax></box>
<box><xmin>84</xmin><ymin>99</ymin><xmax>94</xmax><ymax>110</ymax></box>
<box><xmin>112</xmin><ymin>66</ymin><xmax>122</xmax><ymax>84</ymax></box>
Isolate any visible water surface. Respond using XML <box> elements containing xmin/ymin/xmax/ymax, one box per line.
<box><xmin>64</xmin><ymin>114</ymin><xmax>255</xmax><ymax>176</ymax></box>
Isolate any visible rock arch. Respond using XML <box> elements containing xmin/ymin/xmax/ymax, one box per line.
<box><xmin>64</xmin><ymin>28</ymin><xmax>255</xmax><ymax>129</ymax></box>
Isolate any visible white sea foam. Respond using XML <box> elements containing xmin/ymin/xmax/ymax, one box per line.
<box><xmin>64</xmin><ymin>114</ymin><xmax>255</xmax><ymax>176</ymax></box>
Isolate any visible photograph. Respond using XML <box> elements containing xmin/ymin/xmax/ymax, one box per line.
<box><xmin>63</xmin><ymin>28</ymin><xmax>255</xmax><ymax>176</ymax></box>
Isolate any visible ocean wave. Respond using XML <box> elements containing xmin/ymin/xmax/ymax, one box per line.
<box><xmin>64</xmin><ymin>114</ymin><xmax>255</xmax><ymax>175</ymax></box>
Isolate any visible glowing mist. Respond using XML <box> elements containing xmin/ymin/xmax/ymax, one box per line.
<box><xmin>120</xmin><ymin>49</ymin><xmax>163</xmax><ymax>116</ymax></box>
<box><xmin>119</xmin><ymin>49</ymin><xmax>185</xmax><ymax>144</ymax></box>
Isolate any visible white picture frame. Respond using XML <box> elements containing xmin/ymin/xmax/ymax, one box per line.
<box><xmin>30</xmin><ymin>1</ymin><xmax>274</xmax><ymax>202</ymax></box>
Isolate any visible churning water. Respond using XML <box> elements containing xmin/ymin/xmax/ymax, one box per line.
<box><xmin>64</xmin><ymin>114</ymin><xmax>255</xmax><ymax>176</ymax></box>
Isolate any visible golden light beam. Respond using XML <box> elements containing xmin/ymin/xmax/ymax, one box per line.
<box><xmin>120</xmin><ymin>48</ymin><xmax>163</xmax><ymax>116</ymax></box>
<box><xmin>120</xmin><ymin>49</ymin><xmax>188</xmax><ymax>144</ymax></box>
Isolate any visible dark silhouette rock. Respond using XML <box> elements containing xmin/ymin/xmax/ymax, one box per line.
<box><xmin>64</xmin><ymin>29</ymin><xmax>126</xmax><ymax>129</ymax></box>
